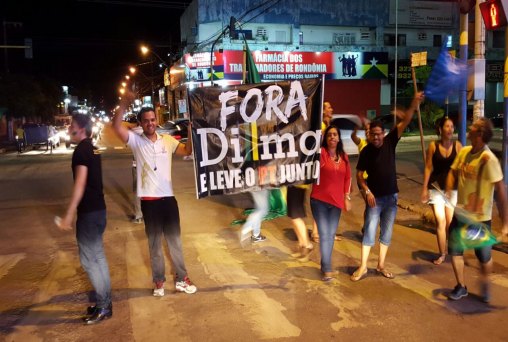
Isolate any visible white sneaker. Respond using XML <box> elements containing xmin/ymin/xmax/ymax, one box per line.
<box><xmin>153</xmin><ymin>281</ymin><xmax>164</xmax><ymax>297</ymax></box>
<box><xmin>175</xmin><ymin>276</ymin><xmax>197</xmax><ymax>294</ymax></box>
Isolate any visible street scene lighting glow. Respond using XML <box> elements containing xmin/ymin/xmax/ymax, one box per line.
<box><xmin>129</xmin><ymin>67</ymin><xmax>136</xmax><ymax>74</ymax></box>
<box><xmin>125</xmin><ymin>75</ymin><xmax>130</xmax><ymax>80</ymax></box>
<box><xmin>121</xmin><ymin>82</ymin><xmax>127</xmax><ymax>87</ymax></box>
<box><xmin>140</xmin><ymin>45</ymin><xmax>149</xmax><ymax>55</ymax></box>
<box><xmin>119</xmin><ymin>88</ymin><xmax>126</xmax><ymax>95</ymax></box>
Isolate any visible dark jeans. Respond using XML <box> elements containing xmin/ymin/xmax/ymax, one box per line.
<box><xmin>310</xmin><ymin>198</ymin><xmax>342</xmax><ymax>273</ymax></box>
<box><xmin>141</xmin><ymin>197</ymin><xmax>188</xmax><ymax>282</ymax></box>
<box><xmin>76</xmin><ymin>209</ymin><xmax>112</xmax><ymax>308</ymax></box>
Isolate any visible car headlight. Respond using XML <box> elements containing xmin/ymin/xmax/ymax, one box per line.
<box><xmin>65</xmin><ymin>133</ymin><xmax>70</xmax><ymax>141</ymax></box>
<box><xmin>92</xmin><ymin>126</ymin><xmax>99</xmax><ymax>133</ymax></box>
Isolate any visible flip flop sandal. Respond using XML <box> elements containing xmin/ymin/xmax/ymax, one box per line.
<box><xmin>350</xmin><ymin>268</ymin><xmax>368</xmax><ymax>282</ymax></box>
<box><xmin>433</xmin><ymin>254</ymin><xmax>446</xmax><ymax>265</ymax></box>
<box><xmin>376</xmin><ymin>268</ymin><xmax>395</xmax><ymax>279</ymax></box>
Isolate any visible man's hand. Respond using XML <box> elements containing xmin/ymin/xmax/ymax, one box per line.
<box><xmin>55</xmin><ymin>216</ymin><xmax>72</xmax><ymax>232</ymax></box>
<box><xmin>366</xmin><ymin>192</ymin><xmax>376</xmax><ymax>208</ymax></box>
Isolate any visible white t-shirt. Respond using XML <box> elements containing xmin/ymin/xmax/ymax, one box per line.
<box><xmin>127</xmin><ymin>131</ymin><xmax>180</xmax><ymax>197</ymax></box>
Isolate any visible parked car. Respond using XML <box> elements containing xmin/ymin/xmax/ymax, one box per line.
<box><xmin>377</xmin><ymin>114</ymin><xmax>417</xmax><ymax>132</ymax></box>
<box><xmin>491</xmin><ymin>113</ymin><xmax>503</xmax><ymax>128</ymax></box>
<box><xmin>21</xmin><ymin>123</ymin><xmax>59</xmax><ymax>151</ymax></box>
<box><xmin>156</xmin><ymin>118</ymin><xmax>189</xmax><ymax>141</ymax></box>
<box><xmin>330</xmin><ymin>114</ymin><xmax>366</xmax><ymax>156</ymax></box>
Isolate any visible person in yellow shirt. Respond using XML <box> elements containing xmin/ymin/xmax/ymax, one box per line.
<box><xmin>446</xmin><ymin>118</ymin><xmax>508</xmax><ymax>302</ymax></box>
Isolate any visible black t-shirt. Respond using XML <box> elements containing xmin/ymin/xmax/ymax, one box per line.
<box><xmin>72</xmin><ymin>138</ymin><xmax>106</xmax><ymax>213</ymax></box>
<box><xmin>356</xmin><ymin>128</ymin><xmax>399</xmax><ymax>197</ymax></box>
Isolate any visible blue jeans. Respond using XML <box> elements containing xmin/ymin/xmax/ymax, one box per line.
<box><xmin>311</xmin><ymin>198</ymin><xmax>342</xmax><ymax>273</ymax></box>
<box><xmin>241</xmin><ymin>190</ymin><xmax>269</xmax><ymax>237</ymax></box>
<box><xmin>76</xmin><ymin>209</ymin><xmax>112</xmax><ymax>308</ymax></box>
<box><xmin>141</xmin><ymin>197</ymin><xmax>188</xmax><ymax>282</ymax></box>
<box><xmin>362</xmin><ymin>194</ymin><xmax>398</xmax><ymax>246</ymax></box>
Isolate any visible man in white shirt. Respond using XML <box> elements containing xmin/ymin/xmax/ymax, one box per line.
<box><xmin>113</xmin><ymin>105</ymin><xmax>197</xmax><ymax>297</ymax></box>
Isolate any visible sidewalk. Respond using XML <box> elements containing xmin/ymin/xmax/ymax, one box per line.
<box><xmin>0</xmin><ymin>140</ymin><xmax>17</xmax><ymax>154</ymax></box>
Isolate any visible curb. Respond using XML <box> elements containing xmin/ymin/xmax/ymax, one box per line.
<box><xmin>398</xmin><ymin>198</ymin><xmax>508</xmax><ymax>254</ymax></box>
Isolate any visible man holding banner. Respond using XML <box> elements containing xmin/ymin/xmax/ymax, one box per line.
<box><xmin>113</xmin><ymin>104</ymin><xmax>197</xmax><ymax>297</ymax></box>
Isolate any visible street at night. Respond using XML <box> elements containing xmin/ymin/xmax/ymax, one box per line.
<box><xmin>0</xmin><ymin>127</ymin><xmax>507</xmax><ymax>341</ymax></box>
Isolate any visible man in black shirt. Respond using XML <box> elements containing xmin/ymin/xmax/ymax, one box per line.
<box><xmin>351</xmin><ymin>92</ymin><xmax>424</xmax><ymax>282</ymax></box>
<box><xmin>56</xmin><ymin>114</ymin><xmax>112</xmax><ymax>324</ymax></box>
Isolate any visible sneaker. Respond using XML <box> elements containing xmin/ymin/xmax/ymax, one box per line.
<box><xmin>481</xmin><ymin>282</ymin><xmax>491</xmax><ymax>303</ymax></box>
<box><xmin>153</xmin><ymin>281</ymin><xmax>164</xmax><ymax>297</ymax></box>
<box><xmin>131</xmin><ymin>217</ymin><xmax>143</xmax><ymax>224</ymax></box>
<box><xmin>175</xmin><ymin>276</ymin><xmax>197</xmax><ymax>294</ymax></box>
<box><xmin>251</xmin><ymin>234</ymin><xmax>266</xmax><ymax>243</ymax></box>
<box><xmin>449</xmin><ymin>284</ymin><xmax>468</xmax><ymax>300</ymax></box>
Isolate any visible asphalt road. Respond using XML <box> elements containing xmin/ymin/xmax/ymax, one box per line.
<box><xmin>1</xmin><ymin>127</ymin><xmax>508</xmax><ymax>341</ymax></box>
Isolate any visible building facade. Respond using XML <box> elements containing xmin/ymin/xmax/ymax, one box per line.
<box><xmin>166</xmin><ymin>0</ymin><xmax>504</xmax><ymax>119</ymax></box>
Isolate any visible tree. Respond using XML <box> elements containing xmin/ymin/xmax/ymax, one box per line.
<box><xmin>0</xmin><ymin>74</ymin><xmax>63</xmax><ymax>122</ymax></box>
<box><xmin>399</xmin><ymin>65</ymin><xmax>445</xmax><ymax>130</ymax></box>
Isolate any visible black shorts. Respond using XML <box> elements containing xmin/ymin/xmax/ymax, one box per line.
<box><xmin>287</xmin><ymin>186</ymin><xmax>307</xmax><ymax>219</ymax></box>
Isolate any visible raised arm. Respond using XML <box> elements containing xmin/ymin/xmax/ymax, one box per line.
<box><xmin>351</xmin><ymin>125</ymin><xmax>361</xmax><ymax>146</ymax></box>
<box><xmin>397</xmin><ymin>91</ymin><xmax>424</xmax><ymax>138</ymax></box>
<box><xmin>112</xmin><ymin>98</ymin><xmax>132</xmax><ymax>144</ymax></box>
<box><xmin>175</xmin><ymin>122</ymin><xmax>193</xmax><ymax>156</ymax></box>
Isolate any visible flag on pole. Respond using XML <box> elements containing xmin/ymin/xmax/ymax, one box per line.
<box><xmin>425</xmin><ymin>45</ymin><xmax>468</xmax><ymax>105</ymax></box>
<box><xmin>243</xmin><ymin>37</ymin><xmax>287</xmax><ymax>222</ymax></box>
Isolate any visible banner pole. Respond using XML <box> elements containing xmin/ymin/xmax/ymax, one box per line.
<box><xmin>411</xmin><ymin>56</ymin><xmax>426</xmax><ymax>164</ymax></box>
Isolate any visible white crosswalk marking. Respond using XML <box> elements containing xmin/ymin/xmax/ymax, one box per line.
<box><xmin>0</xmin><ymin>253</ymin><xmax>25</xmax><ymax>280</ymax></box>
<box><xmin>125</xmin><ymin>231</ymin><xmax>190</xmax><ymax>342</ymax></box>
<box><xmin>191</xmin><ymin>233</ymin><xmax>301</xmax><ymax>339</ymax></box>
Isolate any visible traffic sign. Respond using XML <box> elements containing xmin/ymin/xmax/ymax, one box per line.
<box><xmin>479</xmin><ymin>0</ymin><xmax>508</xmax><ymax>30</ymax></box>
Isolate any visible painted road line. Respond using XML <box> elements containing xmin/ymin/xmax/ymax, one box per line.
<box><xmin>0</xmin><ymin>253</ymin><xmax>25</xmax><ymax>280</ymax></box>
<box><xmin>125</xmin><ymin>231</ymin><xmax>189</xmax><ymax>342</ymax></box>
<box><xmin>191</xmin><ymin>233</ymin><xmax>301</xmax><ymax>339</ymax></box>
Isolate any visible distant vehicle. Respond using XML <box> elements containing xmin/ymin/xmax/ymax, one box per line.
<box><xmin>156</xmin><ymin>118</ymin><xmax>189</xmax><ymax>141</ymax></box>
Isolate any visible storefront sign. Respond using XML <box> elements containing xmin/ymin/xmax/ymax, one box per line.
<box><xmin>181</xmin><ymin>50</ymin><xmax>387</xmax><ymax>83</ymax></box>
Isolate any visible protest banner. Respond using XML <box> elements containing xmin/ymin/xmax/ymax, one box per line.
<box><xmin>189</xmin><ymin>78</ymin><xmax>323</xmax><ymax>198</ymax></box>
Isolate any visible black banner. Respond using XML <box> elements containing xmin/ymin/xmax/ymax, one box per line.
<box><xmin>189</xmin><ymin>78</ymin><xmax>323</xmax><ymax>198</ymax></box>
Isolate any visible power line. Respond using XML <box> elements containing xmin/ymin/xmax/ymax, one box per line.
<box><xmin>77</xmin><ymin>0</ymin><xmax>192</xmax><ymax>9</ymax></box>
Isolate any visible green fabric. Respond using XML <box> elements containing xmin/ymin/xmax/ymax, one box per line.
<box><xmin>449</xmin><ymin>207</ymin><xmax>498</xmax><ymax>250</ymax></box>
<box><xmin>231</xmin><ymin>189</ymin><xmax>288</xmax><ymax>225</ymax></box>
<box><xmin>243</xmin><ymin>37</ymin><xmax>261</xmax><ymax>84</ymax></box>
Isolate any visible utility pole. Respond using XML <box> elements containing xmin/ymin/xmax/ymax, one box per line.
<box><xmin>458</xmin><ymin>11</ymin><xmax>469</xmax><ymax>145</ymax></box>
<box><xmin>474</xmin><ymin>0</ymin><xmax>486</xmax><ymax>121</ymax></box>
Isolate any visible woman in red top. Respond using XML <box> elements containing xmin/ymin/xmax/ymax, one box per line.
<box><xmin>311</xmin><ymin>125</ymin><xmax>352</xmax><ymax>281</ymax></box>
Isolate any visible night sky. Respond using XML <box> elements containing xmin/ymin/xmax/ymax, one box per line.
<box><xmin>2</xmin><ymin>0</ymin><xmax>192</xmax><ymax>109</ymax></box>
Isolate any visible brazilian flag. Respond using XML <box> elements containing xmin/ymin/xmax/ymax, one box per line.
<box><xmin>232</xmin><ymin>39</ymin><xmax>287</xmax><ymax>225</ymax></box>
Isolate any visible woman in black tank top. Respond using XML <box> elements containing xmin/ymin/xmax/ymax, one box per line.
<box><xmin>421</xmin><ymin>117</ymin><xmax>462</xmax><ymax>265</ymax></box>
